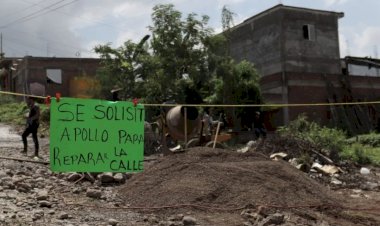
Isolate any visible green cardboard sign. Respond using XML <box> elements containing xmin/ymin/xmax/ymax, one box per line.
<box><xmin>50</xmin><ymin>97</ymin><xmax>145</xmax><ymax>172</ymax></box>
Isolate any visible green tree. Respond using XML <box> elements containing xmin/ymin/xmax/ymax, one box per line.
<box><xmin>147</xmin><ymin>4</ymin><xmax>213</xmax><ymax>103</ymax></box>
<box><xmin>204</xmin><ymin>5</ymin><xmax>261</xmax><ymax>129</ymax></box>
<box><xmin>93</xmin><ymin>4</ymin><xmax>262</xmax><ymax>130</ymax></box>
<box><xmin>94</xmin><ymin>35</ymin><xmax>150</xmax><ymax>100</ymax></box>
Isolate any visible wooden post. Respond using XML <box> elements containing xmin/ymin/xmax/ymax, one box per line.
<box><xmin>184</xmin><ymin>107</ymin><xmax>187</xmax><ymax>146</ymax></box>
<box><xmin>212</xmin><ymin>114</ymin><xmax>223</xmax><ymax>149</ymax></box>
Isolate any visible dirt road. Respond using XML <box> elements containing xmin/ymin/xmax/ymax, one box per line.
<box><xmin>0</xmin><ymin>123</ymin><xmax>379</xmax><ymax>226</ymax></box>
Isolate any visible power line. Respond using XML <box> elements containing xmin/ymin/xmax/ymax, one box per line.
<box><xmin>0</xmin><ymin>0</ymin><xmax>49</xmax><ymax>22</ymax></box>
<box><xmin>2</xmin><ymin>32</ymin><xmax>96</xmax><ymax>57</ymax></box>
<box><xmin>0</xmin><ymin>0</ymin><xmax>79</xmax><ymax>28</ymax></box>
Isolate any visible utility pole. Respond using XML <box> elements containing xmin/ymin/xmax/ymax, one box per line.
<box><xmin>0</xmin><ymin>33</ymin><xmax>4</xmax><ymax>59</ymax></box>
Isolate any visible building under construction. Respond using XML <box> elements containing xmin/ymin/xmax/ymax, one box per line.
<box><xmin>228</xmin><ymin>4</ymin><xmax>380</xmax><ymax>135</ymax></box>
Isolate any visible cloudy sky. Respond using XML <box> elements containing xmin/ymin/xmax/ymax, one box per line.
<box><xmin>0</xmin><ymin>0</ymin><xmax>379</xmax><ymax>59</ymax></box>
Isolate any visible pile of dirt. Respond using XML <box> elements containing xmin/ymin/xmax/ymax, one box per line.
<box><xmin>117</xmin><ymin>147</ymin><xmax>339</xmax><ymax>208</ymax></box>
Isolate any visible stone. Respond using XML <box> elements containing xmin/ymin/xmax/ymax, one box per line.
<box><xmin>98</xmin><ymin>173</ymin><xmax>114</xmax><ymax>183</ymax></box>
<box><xmin>58</xmin><ymin>212</ymin><xmax>69</xmax><ymax>220</ymax></box>
<box><xmin>247</xmin><ymin>140</ymin><xmax>256</xmax><ymax>148</ymax></box>
<box><xmin>320</xmin><ymin>165</ymin><xmax>342</xmax><ymax>175</ymax></box>
<box><xmin>288</xmin><ymin>158</ymin><xmax>298</xmax><ymax>167</ymax></box>
<box><xmin>311</xmin><ymin>162</ymin><xmax>323</xmax><ymax>170</ymax></box>
<box><xmin>67</xmin><ymin>173</ymin><xmax>82</xmax><ymax>182</ymax></box>
<box><xmin>108</xmin><ymin>218</ymin><xmax>119</xmax><ymax>226</ymax></box>
<box><xmin>16</xmin><ymin>183</ymin><xmax>32</xmax><ymax>193</ymax></box>
<box><xmin>84</xmin><ymin>173</ymin><xmax>96</xmax><ymax>183</ymax></box>
<box><xmin>331</xmin><ymin>178</ymin><xmax>343</xmax><ymax>185</ymax></box>
<box><xmin>113</xmin><ymin>173</ymin><xmax>126</xmax><ymax>183</ymax></box>
<box><xmin>86</xmin><ymin>189</ymin><xmax>102</xmax><ymax>199</ymax></box>
<box><xmin>362</xmin><ymin>182</ymin><xmax>379</xmax><ymax>190</ymax></box>
<box><xmin>237</xmin><ymin>147</ymin><xmax>249</xmax><ymax>153</ymax></box>
<box><xmin>47</xmin><ymin>209</ymin><xmax>55</xmax><ymax>215</ymax></box>
<box><xmin>330</xmin><ymin>177</ymin><xmax>343</xmax><ymax>185</ymax></box>
<box><xmin>259</xmin><ymin>213</ymin><xmax>284</xmax><ymax>226</ymax></box>
<box><xmin>0</xmin><ymin>170</ymin><xmax>7</xmax><ymax>179</ymax></box>
<box><xmin>36</xmin><ymin>190</ymin><xmax>49</xmax><ymax>200</ymax></box>
<box><xmin>296</xmin><ymin>163</ymin><xmax>310</xmax><ymax>172</ymax></box>
<box><xmin>182</xmin><ymin>216</ymin><xmax>197</xmax><ymax>226</ymax></box>
<box><xmin>270</xmin><ymin>152</ymin><xmax>288</xmax><ymax>160</ymax></box>
<box><xmin>32</xmin><ymin>210</ymin><xmax>44</xmax><ymax>221</ymax></box>
<box><xmin>39</xmin><ymin>200</ymin><xmax>52</xmax><ymax>208</ymax></box>
<box><xmin>360</xmin><ymin>167</ymin><xmax>370</xmax><ymax>175</ymax></box>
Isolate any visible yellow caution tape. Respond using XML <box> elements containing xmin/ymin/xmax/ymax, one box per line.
<box><xmin>1</xmin><ymin>90</ymin><xmax>380</xmax><ymax>108</ymax></box>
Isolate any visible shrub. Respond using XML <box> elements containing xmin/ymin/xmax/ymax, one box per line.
<box><xmin>277</xmin><ymin>114</ymin><xmax>347</xmax><ymax>153</ymax></box>
<box><xmin>346</xmin><ymin>132</ymin><xmax>380</xmax><ymax>147</ymax></box>
<box><xmin>341</xmin><ymin>143</ymin><xmax>372</xmax><ymax>165</ymax></box>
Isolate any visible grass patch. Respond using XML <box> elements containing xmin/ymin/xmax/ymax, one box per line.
<box><xmin>278</xmin><ymin>114</ymin><xmax>380</xmax><ymax>166</ymax></box>
<box><xmin>0</xmin><ymin>102</ymin><xmax>28</xmax><ymax>125</ymax></box>
<box><xmin>0</xmin><ymin>95</ymin><xmax>50</xmax><ymax>135</ymax></box>
<box><xmin>341</xmin><ymin>144</ymin><xmax>380</xmax><ymax>166</ymax></box>
<box><xmin>346</xmin><ymin>133</ymin><xmax>380</xmax><ymax>147</ymax></box>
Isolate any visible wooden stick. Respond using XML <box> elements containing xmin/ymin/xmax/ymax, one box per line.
<box><xmin>212</xmin><ymin>113</ymin><xmax>223</xmax><ymax>148</ymax></box>
<box><xmin>0</xmin><ymin>155</ymin><xmax>49</xmax><ymax>165</ymax></box>
<box><xmin>184</xmin><ymin>107</ymin><xmax>187</xmax><ymax>146</ymax></box>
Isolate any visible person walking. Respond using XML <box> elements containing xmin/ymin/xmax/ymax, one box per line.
<box><xmin>21</xmin><ymin>97</ymin><xmax>40</xmax><ymax>158</ymax></box>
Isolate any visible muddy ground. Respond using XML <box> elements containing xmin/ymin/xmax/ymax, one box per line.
<box><xmin>0</xmin><ymin>123</ymin><xmax>379</xmax><ymax>226</ymax></box>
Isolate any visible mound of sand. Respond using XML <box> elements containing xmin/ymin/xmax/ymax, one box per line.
<box><xmin>118</xmin><ymin>147</ymin><xmax>338</xmax><ymax>208</ymax></box>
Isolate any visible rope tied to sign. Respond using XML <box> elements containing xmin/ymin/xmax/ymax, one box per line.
<box><xmin>0</xmin><ymin>91</ymin><xmax>61</xmax><ymax>105</ymax></box>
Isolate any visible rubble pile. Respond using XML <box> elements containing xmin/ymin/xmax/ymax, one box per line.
<box><xmin>245</xmin><ymin>136</ymin><xmax>380</xmax><ymax>191</ymax></box>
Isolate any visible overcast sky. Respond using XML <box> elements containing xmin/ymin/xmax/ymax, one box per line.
<box><xmin>0</xmin><ymin>0</ymin><xmax>379</xmax><ymax>59</ymax></box>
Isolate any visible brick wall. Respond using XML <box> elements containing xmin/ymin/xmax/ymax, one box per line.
<box><xmin>12</xmin><ymin>57</ymin><xmax>100</xmax><ymax>97</ymax></box>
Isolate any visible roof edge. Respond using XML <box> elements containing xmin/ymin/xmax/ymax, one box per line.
<box><xmin>242</xmin><ymin>4</ymin><xmax>344</xmax><ymax>24</ymax></box>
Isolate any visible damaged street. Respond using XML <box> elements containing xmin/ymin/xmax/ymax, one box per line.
<box><xmin>1</xmin><ymin>123</ymin><xmax>379</xmax><ymax>226</ymax></box>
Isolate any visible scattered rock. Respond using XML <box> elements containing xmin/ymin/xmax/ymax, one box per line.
<box><xmin>67</xmin><ymin>173</ymin><xmax>82</xmax><ymax>182</ymax></box>
<box><xmin>58</xmin><ymin>212</ymin><xmax>69</xmax><ymax>220</ymax></box>
<box><xmin>258</xmin><ymin>213</ymin><xmax>284</xmax><ymax>226</ymax></box>
<box><xmin>331</xmin><ymin>178</ymin><xmax>343</xmax><ymax>185</ymax></box>
<box><xmin>38</xmin><ymin>200</ymin><xmax>52</xmax><ymax>208</ymax></box>
<box><xmin>296</xmin><ymin>163</ymin><xmax>311</xmax><ymax>172</ymax></box>
<box><xmin>36</xmin><ymin>190</ymin><xmax>49</xmax><ymax>200</ymax></box>
<box><xmin>182</xmin><ymin>216</ymin><xmax>197</xmax><ymax>226</ymax></box>
<box><xmin>113</xmin><ymin>173</ymin><xmax>126</xmax><ymax>183</ymax></box>
<box><xmin>320</xmin><ymin>165</ymin><xmax>342</xmax><ymax>175</ymax></box>
<box><xmin>108</xmin><ymin>218</ymin><xmax>119</xmax><ymax>226</ymax></box>
<box><xmin>270</xmin><ymin>152</ymin><xmax>288</xmax><ymax>161</ymax></box>
<box><xmin>360</xmin><ymin>167</ymin><xmax>370</xmax><ymax>175</ymax></box>
<box><xmin>86</xmin><ymin>188</ymin><xmax>102</xmax><ymax>199</ymax></box>
<box><xmin>98</xmin><ymin>173</ymin><xmax>114</xmax><ymax>183</ymax></box>
<box><xmin>362</xmin><ymin>182</ymin><xmax>379</xmax><ymax>190</ymax></box>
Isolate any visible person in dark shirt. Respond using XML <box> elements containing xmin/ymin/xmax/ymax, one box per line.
<box><xmin>110</xmin><ymin>86</ymin><xmax>122</xmax><ymax>101</ymax></box>
<box><xmin>253</xmin><ymin>111</ymin><xmax>267</xmax><ymax>140</ymax></box>
<box><xmin>21</xmin><ymin>97</ymin><xmax>40</xmax><ymax>158</ymax></box>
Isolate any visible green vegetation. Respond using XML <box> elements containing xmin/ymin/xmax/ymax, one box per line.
<box><xmin>0</xmin><ymin>102</ymin><xmax>27</xmax><ymax>125</ymax></box>
<box><xmin>0</xmin><ymin>95</ymin><xmax>50</xmax><ymax>133</ymax></box>
<box><xmin>94</xmin><ymin>4</ymin><xmax>262</xmax><ymax>129</ymax></box>
<box><xmin>0</xmin><ymin>94</ymin><xmax>28</xmax><ymax>125</ymax></box>
<box><xmin>278</xmin><ymin>114</ymin><xmax>380</xmax><ymax>166</ymax></box>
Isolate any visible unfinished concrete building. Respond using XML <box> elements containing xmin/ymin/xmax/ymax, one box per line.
<box><xmin>228</xmin><ymin>4</ymin><xmax>380</xmax><ymax>134</ymax></box>
<box><xmin>3</xmin><ymin>56</ymin><xmax>101</xmax><ymax>99</ymax></box>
